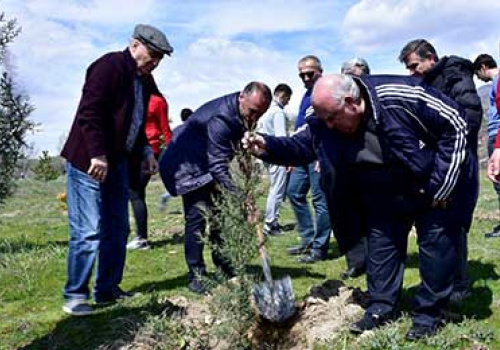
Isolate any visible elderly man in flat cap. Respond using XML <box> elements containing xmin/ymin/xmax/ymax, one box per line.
<box><xmin>61</xmin><ymin>24</ymin><xmax>173</xmax><ymax>316</ymax></box>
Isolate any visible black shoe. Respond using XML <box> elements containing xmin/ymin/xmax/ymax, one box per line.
<box><xmin>448</xmin><ymin>289</ymin><xmax>471</xmax><ymax>306</ymax></box>
<box><xmin>340</xmin><ymin>266</ymin><xmax>365</xmax><ymax>280</ymax></box>
<box><xmin>95</xmin><ymin>287</ymin><xmax>136</xmax><ymax>304</ymax></box>
<box><xmin>187</xmin><ymin>280</ymin><xmax>208</xmax><ymax>295</ymax></box>
<box><xmin>349</xmin><ymin>311</ymin><xmax>398</xmax><ymax>334</ymax></box>
<box><xmin>263</xmin><ymin>222</ymin><xmax>285</xmax><ymax>236</ymax></box>
<box><xmin>297</xmin><ymin>251</ymin><xmax>326</xmax><ymax>264</ymax></box>
<box><xmin>406</xmin><ymin>323</ymin><xmax>438</xmax><ymax>341</ymax></box>
<box><xmin>287</xmin><ymin>245</ymin><xmax>309</xmax><ymax>256</ymax></box>
<box><xmin>485</xmin><ymin>226</ymin><xmax>500</xmax><ymax>238</ymax></box>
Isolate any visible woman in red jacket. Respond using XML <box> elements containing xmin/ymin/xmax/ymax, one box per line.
<box><xmin>127</xmin><ymin>93</ymin><xmax>172</xmax><ymax>250</ymax></box>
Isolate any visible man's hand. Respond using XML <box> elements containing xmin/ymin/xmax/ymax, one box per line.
<box><xmin>87</xmin><ymin>155</ymin><xmax>108</xmax><ymax>182</ymax></box>
<box><xmin>488</xmin><ymin>148</ymin><xmax>500</xmax><ymax>183</ymax></box>
<box><xmin>242</xmin><ymin>131</ymin><xmax>267</xmax><ymax>156</ymax></box>
<box><xmin>431</xmin><ymin>199</ymin><xmax>448</xmax><ymax>209</ymax></box>
<box><xmin>142</xmin><ymin>153</ymin><xmax>159</xmax><ymax>175</ymax></box>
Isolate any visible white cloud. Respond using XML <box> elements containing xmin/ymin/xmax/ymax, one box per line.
<box><xmin>2</xmin><ymin>0</ymin><xmax>499</xmax><ymax>155</ymax></box>
<box><xmin>342</xmin><ymin>0</ymin><xmax>500</xmax><ymax>58</ymax></box>
<box><xmin>155</xmin><ymin>37</ymin><xmax>305</xmax><ymax>128</ymax></box>
<box><xmin>190</xmin><ymin>0</ymin><xmax>339</xmax><ymax>37</ymax></box>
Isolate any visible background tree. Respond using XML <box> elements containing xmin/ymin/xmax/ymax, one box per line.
<box><xmin>33</xmin><ymin>150</ymin><xmax>59</xmax><ymax>181</ymax></box>
<box><xmin>0</xmin><ymin>12</ymin><xmax>34</xmax><ymax>204</ymax></box>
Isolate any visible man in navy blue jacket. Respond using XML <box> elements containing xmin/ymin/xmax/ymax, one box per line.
<box><xmin>160</xmin><ymin>82</ymin><xmax>271</xmax><ymax>294</ymax></box>
<box><xmin>243</xmin><ymin>74</ymin><xmax>474</xmax><ymax>340</ymax></box>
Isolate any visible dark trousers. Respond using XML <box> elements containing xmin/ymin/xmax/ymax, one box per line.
<box><xmin>182</xmin><ymin>183</ymin><xmax>232</xmax><ymax>281</ymax></box>
<box><xmin>359</xmin><ymin>165</ymin><xmax>460</xmax><ymax>328</ymax></box>
<box><xmin>346</xmin><ymin>237</ymin><xmax>366</xmax><ymax>270</ymax></box>
<box><xmin>129</xmin><ymin>173</ymin><xmax>151</xmax><ymax>240</ymax></box>
<box><xmin>452</xmin><ymin>150</ymin><xmax>478</xmax><ymax>294</ymax></box>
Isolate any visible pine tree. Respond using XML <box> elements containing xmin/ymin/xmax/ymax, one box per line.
<box><xmin>33</xmin><ymin>150</ymin><xmax>59</xmax><ymax>181</ymax></box>
<box><xmin>0</xmin><ymin>13</ymin><xmax>34</xmax><ymax>204</ymax></box>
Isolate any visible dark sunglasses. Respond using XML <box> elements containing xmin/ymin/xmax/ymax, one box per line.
<box><xmin>299</xmin><ymin>71</ymin><xmax>316</xmax><ymax>80</ymax></box>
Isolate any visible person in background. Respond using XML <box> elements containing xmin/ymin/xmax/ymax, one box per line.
<box><xmin>158</xmin><ymin>107</ymin><xmax>194</xmax><ymax>210</ymax></box>
<box><xmin>341</xmin><ymin>57</ymin><xmax>371</xmax><ymax>76</ymax></box>
<box><xmin>60</xmin><ymin>24</ymin><xmax>172</xmax><ymax>316</ymax></box>
<box><xmin>127</xmin><ymin>92</ymin><xmax>172</xmax><ymax>250</ymax></box>
<box><xmin>180</xmin><ymin>107</ymin><xmax>194</xmax><ymax>122</ymax></box>
<box><xmin>399</xmin><ymin>39</ymin><xmax>482</xmax><ymax>305</ymax></box>
<box><xmin>473</xmin><ymin>54</ymin><xmax>499</xmax><ymax>237</ymax></box>
<box><xmin>286</xmin><ymin>55</ymin><xmax>331</xmax><ymax>264</ymax></box>
<box><xmin>159</xmin><ymin>82</ymin><xmax>271</xmax><ymax>294</ymax></box>
<box><xmin>257</xmin><ymin>83</ymin><xmax>293</xmax><ymax>236</ymax></box>
<box><xmin>332</xmin><ymin>57</ymin><xmax>371</xmax><ymax>279</ymax></box>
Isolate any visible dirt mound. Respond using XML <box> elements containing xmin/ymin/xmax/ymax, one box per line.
<box><xmin>123</xmin><ymin>280</ymin><xmax>368</xmax><ymax>350</ymax></box>
<box><xmin>251</xmin><ymin>279</ymin><xmax>367</xmax><ymax>349</ymax></box>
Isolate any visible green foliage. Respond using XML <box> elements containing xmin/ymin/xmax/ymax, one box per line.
<box><xmin>33</xmin><ymin>151</ymin><xmax>59</xmax><ymax>181</ymax></box>
<box><xmin>204</xmin><ymin>148</ymin><xmax>262</xmax><ymax>349</ymax></box>
<box><xmin>0</xmin><ymin>12</ymin><xmax>34</xmax><ymax>204</ymax></box>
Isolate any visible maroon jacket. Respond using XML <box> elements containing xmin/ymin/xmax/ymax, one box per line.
<box><xmin>61</xmin><ymin>48</ymin><xmax>158</xmax><ymax>173</ymax></box>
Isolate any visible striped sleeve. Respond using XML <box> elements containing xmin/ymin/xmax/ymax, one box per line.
<box><xmin>376</xmin><ymin>84</ymin><xmax>467</xmax><ymax>201</ymax></box>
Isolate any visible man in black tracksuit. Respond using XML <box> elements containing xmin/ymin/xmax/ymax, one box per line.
<box><xmin>399</xmin><ymin>39</ymin><xmax>483</xmax><ymax>304</ymax></box>
<box><xmin>243</xmin><ymin>73</ymin><xmax>474</xmax><ymax>340</ymax></box>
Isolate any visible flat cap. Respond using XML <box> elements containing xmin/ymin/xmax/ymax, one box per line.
<box><xmin>133</xmin><ymin>24</ymin><xmax>173</xmax><ymax>56</ymax></box>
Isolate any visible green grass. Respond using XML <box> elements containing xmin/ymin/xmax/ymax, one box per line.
<box><xmin>1</xmin><ymin>171</ymin><xmax>500</xmax><ymax>349</ymax></box>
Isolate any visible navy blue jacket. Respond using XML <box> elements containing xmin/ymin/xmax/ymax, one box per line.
<box><xmin>159</xmin><ymin>92</ymin><xmax>244</xmax><ymax>196</ymax></box>
<box><xmin>263</xmin><ymin>75</ymin><xmax>468</xmax><ymax>201</ymax></box>
<box><xmin>260</xmin><ymin>75</ymin><xmax>470</xmax><ymax>252</ymax></box>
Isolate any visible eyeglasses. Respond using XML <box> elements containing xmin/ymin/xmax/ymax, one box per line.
<box><xmin>299</xmin><ymin>71</ymin><xmax>316</xmax><ymax>80</ymax></box>
<box><xmin>139</xmin><ymin>41</ymin><xmax>164</xmax><ymax>60</ymax></box>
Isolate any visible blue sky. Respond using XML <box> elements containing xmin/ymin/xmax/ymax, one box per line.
<box><xmin>3</xmin><ymin>0</ymin><xmax>500</xmax><ymax>155</ymax></box>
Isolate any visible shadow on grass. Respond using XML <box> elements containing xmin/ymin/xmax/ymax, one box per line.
<box><xmin>132</xmin><ymin>274</ymin><xmax>188</xmax><ymax>294</ymax></box>
<box><xmin>246</xmin><ymin>264</ymin><xmax>326</xmax><ymax>280</ymax></box>
<box><xmin>149</xmin><ymin>233</ymin><xmax>184</xmax><ymax>248</ymax></box>
<box><xmin>18</xmin><ymin>297</ymin><xmax>176</xmax><ymax>350</ymax></box>
<box><xmin>400</xmin><ymin>258</ymin><xmax>498</xmax><ymax>320</ymax></box>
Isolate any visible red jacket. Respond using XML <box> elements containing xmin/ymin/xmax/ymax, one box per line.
<box><xmin>145</xmin><ymin>94</ymin><xmax>172</xmax><ymax>156</ymax></box>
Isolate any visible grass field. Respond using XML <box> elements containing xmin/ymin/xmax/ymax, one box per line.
<box><xmin>1</xmin><ymin>171</ymin><xmax>500</xmax><ymax>349</ymax></box>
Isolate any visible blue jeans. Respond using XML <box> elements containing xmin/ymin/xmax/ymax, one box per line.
<box><xmin>286</xmin><ymin>162</ymin><xmax>330</xmax><ymax>254</ymax></box>
<box><xmin>63</xmin><ymin>159</ymin><xmax>130</xmax><ymax>301</ymax></box>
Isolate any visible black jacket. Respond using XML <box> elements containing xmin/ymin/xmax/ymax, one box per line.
<box><xmin>424</xmin><ymin>55</ymin><xmax>482</xmax><ymax>153</ymax></box>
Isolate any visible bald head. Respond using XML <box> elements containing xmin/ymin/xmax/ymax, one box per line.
<box><xmin>311</xmin><ymin>74</ymin><xmax>365</xmax><ymax>133</ymax></box>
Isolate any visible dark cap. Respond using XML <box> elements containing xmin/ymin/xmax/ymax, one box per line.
<box><xmin>133</xmin><ymin>24</ymin><xmax>173</xmax><ymax>56</ymax></box>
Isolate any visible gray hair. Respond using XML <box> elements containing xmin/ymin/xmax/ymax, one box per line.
<box><xmin>298</xmin><ymin>55</ymin><xmax>323</xmax><ymax>71</ymax></box>
<box><xmin>331</xmin><ymin>74</ymin><xmax>361</xmax><ymax>104</ymax></box>
<box><xmin>340</xmin><ymin>57</ymin><xmax>371</xmax><ymax>75</ymax></box>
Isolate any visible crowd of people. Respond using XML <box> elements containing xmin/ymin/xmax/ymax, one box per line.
<box><xmin>59</xmin><ymin>22</ymin><xmax>500</xmax><ymax>341</ymax></box>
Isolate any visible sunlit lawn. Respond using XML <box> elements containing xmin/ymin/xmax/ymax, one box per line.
<box><xmin>1</xmin><ymin>170</ymin><xmax>500</xmax><ymax>349</ymax></box>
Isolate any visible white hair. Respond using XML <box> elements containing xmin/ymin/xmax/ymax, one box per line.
<box><xmin>330</xmin><ymin>74</ymin><xmax>361</xmax><ymax>104</ymax></box>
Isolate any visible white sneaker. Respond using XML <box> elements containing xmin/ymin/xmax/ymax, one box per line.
<box><xmin>158</xmin><ymin>193</ymin><xmax>172</xmax><ymax>211</ymax></box>
<box><xmin>126</xmin><ymin>237</ymin><xmax>150</xmax><ymax>250</ymax></box>
<box><xmin>63</xmin><ymin>299</ymin><xmax>94</xmax><ymax>316</ymax></box>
